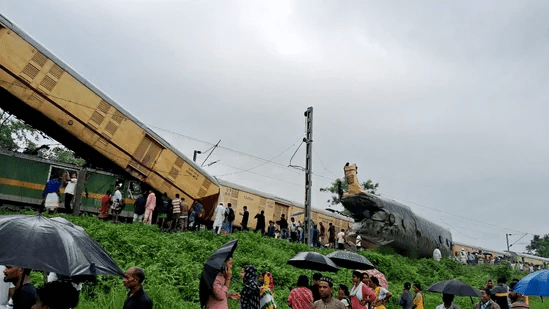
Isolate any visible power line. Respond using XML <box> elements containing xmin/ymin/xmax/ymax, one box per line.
<box><xmin>216</xmin><ymin>163</ymin><xmax>303</xmax><ymax>187</ymax></box>
<box><xmin>216</xmin><ymin>138</ymin><xmax>302</xmax><ymax>177</ymax></box>
<box><xmin>313</xmin><ymin>145</ymin><xmax>339</xmax><ymax>179</ymax></box>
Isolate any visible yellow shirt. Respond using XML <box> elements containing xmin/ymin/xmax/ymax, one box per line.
<box><xmin>413</xmin><ymin>292</ymin><xmax>424</xmax><ymax>309</ymax></box>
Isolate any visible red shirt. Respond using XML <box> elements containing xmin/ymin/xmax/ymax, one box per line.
<box><xmin>100</xmin><ymin>195</ymin><xmax>110</xmax><ymax>214</ymax></box>
<box><xmin>288</xmin><ymin>287</ymin><xmax>313</xmax><ymax>309</ymax></box>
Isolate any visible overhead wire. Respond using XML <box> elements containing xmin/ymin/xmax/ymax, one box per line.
<box><xmin>216</xmin><ymin>163</ymin><xmax>303</xmax><ymax>187</ymax></box>
<box><xmin>215</xmin><ymin>138</ymin><xmax>302</xmax><ymax>177</ymax></box>
<box><xmin>313</xmin><ymin>145</ymin><xmax>340</xmax><ymax>179</ymax></box>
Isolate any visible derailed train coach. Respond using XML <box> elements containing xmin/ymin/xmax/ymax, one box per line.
<box><xmin>342</xmin><ymin>164</ymin><xmax>453</xmax><ymax>258</ymax></box>
<box><xmin>0</xmin><ymin>14</ymin><xmax>220</xmax><ymax>217</ymax></box>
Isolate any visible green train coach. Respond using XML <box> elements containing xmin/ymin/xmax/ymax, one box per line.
<box><xmin>0</xmin><ymin>148</ymin><xmax>138</xmax><ymax>216</ymax></box>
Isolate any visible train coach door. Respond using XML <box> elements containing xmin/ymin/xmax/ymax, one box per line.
<box><xmin>128</xmin><ymin>135</ymin><xmax>164</xmax><ymax>178</ymax></box>
<box><xmin>274</xmin><ymin>202</ymin><xmax>289</xmax><ymax>222</ymax></box>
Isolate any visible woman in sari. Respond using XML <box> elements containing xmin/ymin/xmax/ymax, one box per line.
<box><xmin>412</xmin><ymin>283</ymin><xmax>424</xmax><ymax>309</ymax></box>
<box><xmin>259</xmin><ymin>271</ymin><xmax>275</xmax><ymax>309</ymax></box>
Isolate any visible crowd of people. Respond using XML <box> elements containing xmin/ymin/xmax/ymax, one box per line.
<box><xmin>201</xmin><ymin>257</ymin><xmax>533</xmax><ymax>309</ymax></box>
<box><xmin>454</xmin><ymin>248</ymin><xmax>546</xmax><ymax>272</ymax></box>
<box><xmin>204</xmin><ymin>258</ymin><xmax>397</xmax><ymax>309</ymax></box>
<box><xmin>95</xmin><ymin>194</ymin><xmax>359</xmax><ymax>251</ymax></box>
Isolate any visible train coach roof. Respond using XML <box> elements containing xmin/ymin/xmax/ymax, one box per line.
<box><xmin>0</xmin><ymin>14</ymin><xmax>219</xmax><ymax>187</ymax></box>
<box><xmin>216</xmin><ymin>178</ymin><xmax>353</xmax><ymax>222</ymax></box>
<box><xmin>0</xmin><ymin>148</ymin><xmax>117</xmax><ymax>176</ymax></box>
<box><xmin>452</xmin><ymin>241</ymin><xmax>511</xmax><ymax>257</ymax></box>
<box><xmin>516</xmin><ymin>253</ymin><xmax>549</xmax><ymax>263</ymax></box>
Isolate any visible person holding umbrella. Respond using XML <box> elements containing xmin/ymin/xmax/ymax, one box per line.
<box><xmin>435</xmin><ymin>293</ymin><xmax>460</xmax><ymax>309</ymax></box>
<box><xmin>508</xmin><ymin>284</ymin><xmax>528</xmax><ymax>309</ymax></box>
<box><xmin>205</xmin><ymin>257</ymin><xmax>239</xmax><ymax>309</ymax></box>
<box><xmin>474</xmin><ymin>288</ymin><xmax>500</xmax><ymax>309</ymax></box>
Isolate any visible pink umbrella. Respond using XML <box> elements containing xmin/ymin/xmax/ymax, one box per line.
<box><xmin>359</xmin><ymin>268</ymin><xmax>389</xmax><ymax>289</ymax></box>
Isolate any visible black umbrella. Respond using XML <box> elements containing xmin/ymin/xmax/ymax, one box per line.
<box><xmin>326</xmin><ymin>251</ymin><xmax>375</xmax><ymax>270</ymax></box>
<box><xmin>0</xmin><ymin>214</ymin><xmax>123</xmax><ymax>277</ymax></box>
<box><xmin>287</xmin><ymin>251</ymin><xmax>339</xmax><ymax>272</ymax></box>
<box><xmin>427</xmin><ymin>279</ymin><xmax>481</xmax><ymax>297</ymax></box>
<box><xmin>200</xmin><ymin>239</ymin><xmax>238</xmax><ymax>307</ymax></box>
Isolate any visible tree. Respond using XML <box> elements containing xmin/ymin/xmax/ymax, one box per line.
<box><xmin>0</xmin><ymin>108</ymin><xmax>45</xmax><ymax>151</ymax></box>
<box><xmin>526</xmin><ymin>234</ymin><xmax>549</xmax><ymax>258</ymax></box>
<box><xmin>0</xmin><ymin>108</ymin><xmax>85</xmax><ymax>165</ymax></box>
<box><xmin>41</xmin><ymin>146</ymin><xmax>86</xmax><ymax>166</ymax></box>
<box><xmin>320</xmin><ymin>177</ymin><xmax>379</xmax><ymax>206</ymax></box>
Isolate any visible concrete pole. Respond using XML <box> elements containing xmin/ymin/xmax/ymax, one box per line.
<box><xmin>72</xmin><ymin>167</ymin><xmax>87</xmax><ymax>216</ymax></box>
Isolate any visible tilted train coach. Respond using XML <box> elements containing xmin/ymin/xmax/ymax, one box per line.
<box><xmin>0</xmin><ymin>13</ymin><xmax>220</xmax><ymax>220</ymax></box>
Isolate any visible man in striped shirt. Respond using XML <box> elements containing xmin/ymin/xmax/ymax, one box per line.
<box><xmin>171</xmin><ymin>194</ymin><xmax>182</xmax><ymax>231</ymax></box>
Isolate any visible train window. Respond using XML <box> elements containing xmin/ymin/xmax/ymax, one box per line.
<box><xmin>401</xmin><ymin>219</ymin><xmax>406</xmax><ymax>230</ymax></box>
<box><xmin>115</xmin><ymin>178</ymin><xmax>125</xmax><ymax>190</ymax></box>
<box><xmin>415</xmin><ymin>230</ymin><xmax>422</xmax><ymax>238</ymax></box>
<box><xmin>127</xmin><ymin>181</ymin><xmax>142</xmax><ymax>199</ymax></box>
<box><xmin>439</xmin><ymin>235</ymin><xmax>443</xmax><ymax>244</ymax></box>
<box><xmin>48</xmin><ymin>166</ymin><xmax>78</xmax><ymax>186</ymax></box>
<box><xmin>389</xmin><ymin>214</ymin><xmax>396</xmax><ymax>225</ymax></box>
<box><xmin>446</xmin><ymin>239</ymin><xmax>450</xmax><ymax>247</ymax></box>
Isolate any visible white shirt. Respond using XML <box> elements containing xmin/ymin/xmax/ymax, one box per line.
<box><xmin>337</xmin><ymin>231</ymin><xmax>345</xmax><ymax>244</ymax></box>
<box><xmin>113</xmin><ymin>190</ymin><xmax>123</xmax><ymax>203</ymax></box>
<box><xmin>433</xmin><ymin>248</ymin><xmax>442</xmax><ymax>261</ymax></box>
<box><xmin>356</xmin><ymin>235</ymin><xmax>362</xmax><ymax>247</ymax></box>
<box><xmin>64</xmin><ymin>178</ymin><xmax>77</xmax><ymax>195</ymax></box>
<box><xmin>290</xmin><ymin>221</ymin><xmax>297</xmax><ymax>232</ymax></box>
<box><xmin>377</xmin><ymin>287</ymin><xmax>389</xmax><ymax>300</ymax></box>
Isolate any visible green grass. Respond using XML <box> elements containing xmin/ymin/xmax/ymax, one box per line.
<box><xmin>6</xmin><ymin>211</ymin><xmax>548</xmax><ymax>308</ymax></box>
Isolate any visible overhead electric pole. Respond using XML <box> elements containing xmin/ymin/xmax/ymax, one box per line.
<box><xmin>304</xmin><ymin>107</ymin><xmax>313</xmax><ymax>245</ymax></box>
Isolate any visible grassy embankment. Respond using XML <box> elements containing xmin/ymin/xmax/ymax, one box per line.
<box><xmin>9</xmin><ymin>212</ymin><xmax>545</xmax><ymax>309</ymax></box>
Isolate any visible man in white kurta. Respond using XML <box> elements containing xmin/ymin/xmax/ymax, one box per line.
<box><xmin>213</xmin><ymin>203</ymin><xmax>225</xmax><ymax>234</ymax></box>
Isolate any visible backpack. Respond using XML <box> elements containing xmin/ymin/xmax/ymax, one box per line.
<box><xmin>228</xmin><ymin>208</ymin><xmax>235</xmax><ymax>222</ymax></box>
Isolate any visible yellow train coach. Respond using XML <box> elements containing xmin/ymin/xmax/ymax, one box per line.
<box><xmin>217</xmin><ymin>179</ymin><xmax>354</xmax><ymax>232</ymax></box>
<box><xmin>0</xmin><ymin>14</ymin><xmax>220</xmax><ymax>216</ymax></box>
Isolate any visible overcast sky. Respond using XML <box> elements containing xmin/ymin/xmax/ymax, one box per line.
<box><xmin>4</xmin><ymin>1</ymin><xmax>549</xmax><ymax>253</ymax></box>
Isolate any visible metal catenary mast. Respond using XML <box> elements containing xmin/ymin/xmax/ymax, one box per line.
<box><xmin>304</xmin><ymin>107</ymin><xmax>313</xmax><ymax>245</ymax></box>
